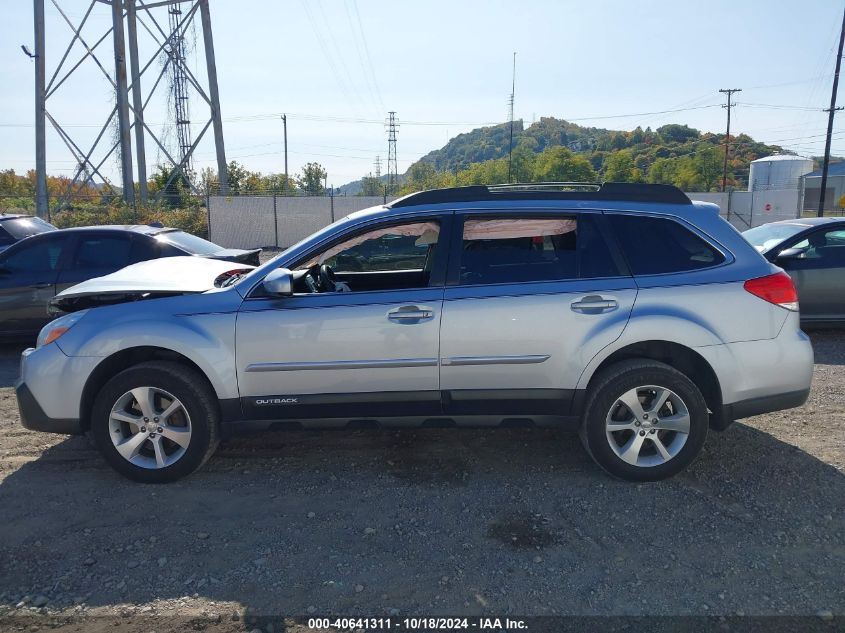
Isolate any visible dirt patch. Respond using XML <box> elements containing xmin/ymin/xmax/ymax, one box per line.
<box><xmin>486</xmin><ymin>512</ymin><xmax>560</xmax><ymax>550</ymax></box>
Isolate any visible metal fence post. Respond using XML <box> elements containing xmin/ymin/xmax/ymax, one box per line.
<box><xmin>206</xmin><ymin>186</ymin><xmax>211</xmax><ymax>241</ymax></box>
<box><xmin>273</xmin><ymin>194</ymin><xmax>279</xmax><ymax>248</ymax></box>
<box><xmin>749</xmin><ymin>190</ymin><xmax>754</xmax><ymax>228</ymax></box>
<box><xmin>330</xmin><ymin>190</ymin><xmax>335</xmax><ymax>222</ymax></box>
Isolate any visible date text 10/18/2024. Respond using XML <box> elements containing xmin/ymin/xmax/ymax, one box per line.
<box><xmin>306</xmin><ymin>618</ymin><xmax>528</xmax><ymax>631</ymax></box>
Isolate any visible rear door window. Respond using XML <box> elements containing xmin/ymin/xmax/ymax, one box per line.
<box><xmin>457</xmin><ymin>214</ymin><xmax>621</xmax><ymax>285</ymax></box>
<box><xmin>607</xmin><ymin>214</ymin><xmax>724</xmax><ymax>275</ymax></box>
<box><xmin>72</xmin><ymin>234</ymin><xmax>132</xmax><ymax>270</ymax></box>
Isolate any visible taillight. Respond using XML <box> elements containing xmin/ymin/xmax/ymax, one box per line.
<box><xmin>744</xmin><ymin>272</ymin><xmax>799</xmax><ymax>311</ymax></box>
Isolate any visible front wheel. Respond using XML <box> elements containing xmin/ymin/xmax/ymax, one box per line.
<box><xmin>90</xmin><ymin>361</ymin><xmax>219</xmax><ymax>483</ymax></box>
<box><xmin>580</xmin><ymin>359</ymin><xmax>708</xmax><ymax>481</ymax></box>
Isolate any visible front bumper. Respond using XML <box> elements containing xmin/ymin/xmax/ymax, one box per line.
<box><xmin>16</xmin><ymin>380</ymin><xmax>82</xmax><ymax>435</ymax></box>
<box><xmin>16</xmin><ymin>344</ymin><xmax>100</xmax><ymax>435</ymax></box>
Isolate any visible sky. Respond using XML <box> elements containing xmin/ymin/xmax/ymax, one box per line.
<box><xmin>0</xmin><ymin>0</ymin><xmax>843</xmax><ymax>189</ymax></box>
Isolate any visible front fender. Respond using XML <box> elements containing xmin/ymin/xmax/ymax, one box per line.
<box><xmin>55</xmin><ymin>297</ymin><xmax>240</xmax><ymax>400</ymax></box>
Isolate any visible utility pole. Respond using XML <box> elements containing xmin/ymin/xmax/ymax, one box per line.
<box><xmin>386</xmin><ymin>112</ymin><xmax>398</xmax><ymax>194</ymax></box>
<box><xmin>507</xmin><ymin>52</ymin><xmax>516</xmax><ymax>183</ymax></box>
<box><xmin>281</xmin><ymin>114</ymin><xmax>288</xmax><ymax>193</ymax></box>
<box><xmin>819</xmin><ymin>5</ymin><xmax>845</xmax><ymax>217</ymax></box>
<box><xmin>719</xmin><ymin>88</ymin><xmax>741</xmax><ymax>193</ymax></box>
<box><xmin>33</xmin><ymin>0</ymin><xmax>48</xmax><ymax>219</ymax></box>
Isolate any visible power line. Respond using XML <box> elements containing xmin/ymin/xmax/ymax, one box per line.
<box><xmin>343</xmin><ymin>0</ymin><xmax>382</xmax><ymax>116</ymax></box>
<box><xmin>350</xmin><ymin>0</ymin><xmax>384</xmax><ymax>112</ymax></box>
<box><xmin>299</xmin><ymin>0</ymin><xmax>364</xmax><ymax>117</ymax></box>
<box><xmin>737</xmin><ymin>102</ymin><xmax>825</xmax><ymax>111</ymax></box>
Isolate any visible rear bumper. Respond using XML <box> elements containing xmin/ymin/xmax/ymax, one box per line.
<box><xmin>713</xmin><ymin>388</ymin><xmax>810</xmax><ymax>431</ymax></box>
<box><xmin>16</xmin><ymin>380</ymin><xmax>82</xmax><ymax>435</ymax></box>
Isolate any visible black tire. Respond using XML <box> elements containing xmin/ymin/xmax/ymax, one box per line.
<box><xmin>579</xmin><ymin>359</ymin><xmax>708</xmax><ymax>481</ymax></box>
<box><xmin>90</xmin><ymin>361</ymin><xmax>220</xmax><ymax>483</ymax></box>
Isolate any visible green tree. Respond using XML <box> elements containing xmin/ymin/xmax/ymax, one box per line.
<box><xmin>647</xmin><ymin>157</ymin><xmax>679</xmax><ymax>185</ymax></box>
<box><xmin>656</xmin><ymin>124</ymin><xmax>700</xmax><ymax>144</ymax></box>
<box><xmin>509</xmin><ymin>144</ymin><xmax>536</xmax><ymax>183</ymax></box>
<box><xmin>225</xmin><ymin>160</ymin><xmax>249</xmax><ymax>194</ymax></box>
<box><xmin>359</xmin><ymin>175</ymin><xmax>383</xmax><ymax>196</ymax></box>
<box><xmin>603</xmin><ymin>151</ymin><xmax>637</xmax><ymax>182</ymax></box>
<box><xmin>149</xmin><ymin>164</ymin><xmax>191</xmax><ymax>207</ymax></box>
<box><xmin>532</xmin><ymin>146</ymin><xmax>597</xmax><ymax>182</ymax></box>
<box><xmin>298</xmin><ymin>162</ymin><xmax>327</xmax><ymax>195</ymax></box>
<box><xmin>693</xmin><ymin>146</ymin><xmax>722</xmax><ymax>192</ymax></box>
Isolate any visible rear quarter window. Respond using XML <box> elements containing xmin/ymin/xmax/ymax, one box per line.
<box><xmin>607</xmin><ymin>214</ymin><xmax>724</xmax><ymax>275</ymax></box>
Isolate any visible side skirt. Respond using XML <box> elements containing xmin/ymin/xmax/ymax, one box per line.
<box><xmin>221</xmin><ymin>389</ymin><xmax>584</xmax><ymax>435</ymax></box>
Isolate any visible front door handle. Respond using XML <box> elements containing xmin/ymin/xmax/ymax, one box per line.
<box><xmin>571</xmin><ymin>295</ymin><xmax>618</xmax><ymax>314</ymax></box>
<box><xmin>387</xmin><ymin>306</ymin><xmax>434</xmax><ymax>322</ymax></box>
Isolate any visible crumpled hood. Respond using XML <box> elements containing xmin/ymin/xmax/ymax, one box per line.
<box><xmin>51</xmin><ymin>256</ymin><xmax>254</xmax><ymax>311</ymax></box>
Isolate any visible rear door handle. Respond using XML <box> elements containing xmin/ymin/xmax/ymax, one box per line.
<box><xmin>571</xmin><ymin>295</ymin><xmax>618</xmax><ymax>314</ymax></box>
<box><xmin>30</xmin><ymin>282</ymin><xmax>52</xmax><ymax>289</ymax></box>
<box><xmin>387</xmin><ymin>306</ymin><xmax>434</xmax><ymax>322</ymax></box>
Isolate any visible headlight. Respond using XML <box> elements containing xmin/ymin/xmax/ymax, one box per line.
<box><xmin>36</xmin><ymin>310</ymin><xmax>89</xmax><ymax>348</ymax></box>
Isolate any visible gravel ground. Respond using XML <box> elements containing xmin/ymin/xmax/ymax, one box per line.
<box><xmin>0</xmin><ymin>331</ymin><xmax>842</xmax><ymax>630</ymax></box>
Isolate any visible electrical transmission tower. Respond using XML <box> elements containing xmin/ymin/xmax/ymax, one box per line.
<box><xmin>30</xmin><ymin>0</ymin><xmax>229</xmax><ymax>219</ymax></box>
<box><xmin>719</xmin><ymin>88</ymin><xmax>741</xmax><ymax>193</ymax></box>
<box><xmin>373</xmin><ymin>155</ymin><xmax>381</xmax><ymax>178</ymax></box>
<box><xmin>385</xmin><ymin>112</ymin><xmax>399</xmax><ymax>194</ymax></box>
<box><xmin>167</xmin><ymin>2</ymin><xmax>194</xmax><ymax>177</ymax></box>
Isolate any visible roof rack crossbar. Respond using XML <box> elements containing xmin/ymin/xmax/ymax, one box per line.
<box><xmin>387</xmin><ymin>182</ymin><xmax>691</xmax><ymax>208</ymax></box>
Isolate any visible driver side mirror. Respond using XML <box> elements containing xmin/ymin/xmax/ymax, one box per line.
<box><xmin>262</xmin><ymin>267</ymin><xmax>294</xmax><ymax>296</ymax></box>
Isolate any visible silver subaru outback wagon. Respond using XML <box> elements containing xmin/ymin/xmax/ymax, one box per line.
<box><xmin>16</xmin><ymin>183</ymin><xmax>813</xmax><ymax>483</ymax></box>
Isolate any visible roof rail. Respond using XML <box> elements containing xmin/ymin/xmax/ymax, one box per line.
<box><xmin>387</xmin><ymin>182</ymin><xmax>692</xmax><ymax>208</ymax></box>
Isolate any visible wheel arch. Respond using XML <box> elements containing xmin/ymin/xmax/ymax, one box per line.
<box><xmin>579</xmin><ymin>340</ymin><xmax>723</xmax><ymax>426</ymax></box>
<box><xmin>79</xmin><ymin>346</ymin><xmax>216</xmax><ymax>432</ymax></box>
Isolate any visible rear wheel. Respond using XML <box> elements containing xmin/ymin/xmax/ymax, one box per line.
<box><xmin>580</xmin><ymin>359</ymin><xmax>708</xmax><ymax>481</ymax></box>
<box><xmin>90</xmin><ymin>361</ymin><xmax>219</xmax><ymax>483</ymax></box>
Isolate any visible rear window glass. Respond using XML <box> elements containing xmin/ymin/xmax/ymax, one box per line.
<box><xmin>155</xmin><ymin>230</ymin><xmax>220</xmax><ymax>255</ymax></box>
<box><xmin>1</xmin><ymin>217</ymin><xmax>56</xmax><ymax>239</ymax></box>
<box><xmin>459</xmin><ymin>215</ymin><xmax>620</xmax><ymax>285</ymax></box>
<box><xmin>608</xmin><ymin>214</ymin><xmax>724</xmax><ymax>275</ymax></box>
<box><xmin>743</xmin><ymin>222</ymin><xmax>807</xmax><ymax>252</ymax></box>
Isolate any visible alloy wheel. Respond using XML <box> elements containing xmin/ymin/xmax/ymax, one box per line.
<box><xmin>108</xmin><ymin>386</ymin><xmax>192</xmax><ymax>469</ymax></box>
<box><xmin>605</xmin><ymin>385</ymin><xmax>691</xmax><ymax>468</ymax></box>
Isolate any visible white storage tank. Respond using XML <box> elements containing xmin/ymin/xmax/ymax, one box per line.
<box><xmin>748</xmin><ymin>154</ymin><xmax>814</xmax><ymax>191</ymax></box>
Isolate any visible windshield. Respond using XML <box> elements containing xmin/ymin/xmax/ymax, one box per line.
<box><xmin>2</xmin><ymin>216</ymin><xmax>56</xmax><ymax>239</ymax></box>
<box><xmin>743</xmin><ymin>223</ymin><xmax>808</xmax><ymax>252</ymax></box>
<box><xmin>155</xmin><ymin>230</ymin><xmax>222</xmax><ymax>255</ymax></box>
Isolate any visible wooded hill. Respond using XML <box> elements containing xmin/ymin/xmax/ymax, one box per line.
<box><xmin>393</xmin><ymin>117</ymin><xmax>799</xmax><ymax>196</ymax></box>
